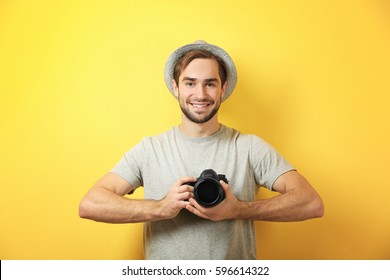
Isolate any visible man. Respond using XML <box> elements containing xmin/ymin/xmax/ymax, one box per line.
<box><xmin>79</xmin><ymin>40</ymin><xmax>324</xmax><ymax>259</ymax></box>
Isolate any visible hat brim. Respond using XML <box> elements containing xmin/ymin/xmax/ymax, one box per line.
<box><xmin>164</xmin><ymin>42</ymin><xmax>237</xmax><ymax>102</ymax></box>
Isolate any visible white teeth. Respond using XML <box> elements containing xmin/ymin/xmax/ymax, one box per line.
<box><xmin>193</xmin><ymin>104</ymin><xmax>207</xmax><ymax>108</ymax></box>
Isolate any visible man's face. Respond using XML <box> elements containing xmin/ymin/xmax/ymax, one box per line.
<box><xmin>172</xmin><ymin>58</ymin><xmax>227</xmax><ymax>124</ymax></box>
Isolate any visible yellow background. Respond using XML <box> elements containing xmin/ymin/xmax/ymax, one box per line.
<box><xmin>1</xmin><ymin>0</ymin><xmax>389</xmax><ymax>259</ymax></box>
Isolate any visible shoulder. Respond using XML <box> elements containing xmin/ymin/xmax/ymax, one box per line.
<box><xmin>223</xmin><ymin>126</ymin><xmax>281</xmax><ymax>164</ymax></box>
<box><xmin>222</xmin><ymin>125</ymin><xmax>268</xmax><ymax>148</ymax></box>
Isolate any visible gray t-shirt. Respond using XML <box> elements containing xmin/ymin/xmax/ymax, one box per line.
<box><xmin>111</xmin><ymin>125</ymin><xmax>294</xmax><ymax>259</ymax></box>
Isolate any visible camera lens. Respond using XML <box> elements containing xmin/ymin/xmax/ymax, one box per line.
<box><xmin>194</xmin><ymin>179</ymin><xmax>224</xmax><ymax>207</ymax></box>
<box><xmin>197</xmin><ymin>181</ymin><xmax>219</xmax><ymax>203</ymax></box>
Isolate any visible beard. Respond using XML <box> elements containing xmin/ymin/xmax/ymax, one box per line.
<box><xmin>178</xmin><ymin>94</ymin><xmax>222</xmax><ymax>124</ymax></box>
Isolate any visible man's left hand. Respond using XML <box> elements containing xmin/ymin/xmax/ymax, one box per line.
<box><xmin>186</xmin><ymin>180</ymin><xmax>240</xmax><ymax>221</ymax></box>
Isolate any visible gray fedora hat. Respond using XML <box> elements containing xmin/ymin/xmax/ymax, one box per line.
<box><xmin>164</xmin><ymin>40</ymin><xmax>237</xmax><ymax>102</ymax></box>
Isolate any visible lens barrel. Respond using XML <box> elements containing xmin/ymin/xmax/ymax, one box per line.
<box><xmin>193</xmin><ymin>169</ymin><xmax>227</xmax><ymax>207</ymax></box>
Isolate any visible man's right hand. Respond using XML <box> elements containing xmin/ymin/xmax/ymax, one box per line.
<box><xmin>80</xmin><ymin>173</ymin><xmax>197</xmax><ymax>223</ymax></box>
<box><xmin>158</xmin><ymin>176</ymin><xmax>196</xmax><ymax>219</ymax></box>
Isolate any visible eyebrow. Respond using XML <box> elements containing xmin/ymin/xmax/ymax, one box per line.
<box><xmin>182</xmin><ymin>77</ymin><xmax>196</xmax><ymax>82</ymax></box>
<box><xmin>182</xmin><ymin>77</ymin><xmax>220</xmax><ymax>84</ymax></box>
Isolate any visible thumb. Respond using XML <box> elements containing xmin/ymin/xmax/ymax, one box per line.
<box><xmin>220</xmin><ymin>180</ymin><xmax>230</xmax><ymax>191</ymax></box>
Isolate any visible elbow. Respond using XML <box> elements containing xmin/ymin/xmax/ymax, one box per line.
<box><xmin>298</xmin><ymin>190</ymin><xmax>324</xmax><ymax>221</ymax></box>
<box><xmin>79</xmin><ymin>198</ymin><xmax>93</xmax><ymax>220</ymax></box>
<box><xmin>309</xmin><ymin>194</ymin><xmax>325</xmax><ymax>219</ymax></box>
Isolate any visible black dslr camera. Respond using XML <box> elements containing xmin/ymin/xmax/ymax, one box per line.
<box><xmin>187</xmin><ymin>169</ymin><xmax>228</xmax><ymax>208</ymax></box>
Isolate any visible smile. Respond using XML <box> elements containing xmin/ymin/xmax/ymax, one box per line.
<box><xmin>191</xmin><ymin>103</ymin><xmax>210</xmax><ymax>108</ymax></box>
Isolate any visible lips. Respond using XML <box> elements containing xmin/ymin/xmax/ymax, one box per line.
<box><xmin>191</xmin><ymin>103</ymin><xmax>210</xmax><ymax>108</ymax></box>
<box><xmin>188</xmin><ymin>99</ymin><xmax>213</xmax><ymax>110</ymax></box>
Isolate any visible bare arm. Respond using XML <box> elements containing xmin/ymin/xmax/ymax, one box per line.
<box><xmin>186</xmin><ymin>170</ymin><xmax>324</xmax><ymax>222</ymax></box>
<box><xmin>79</xmin><ymin>172</ymin><xmax>195</xmax><ymax>223</ymax></box>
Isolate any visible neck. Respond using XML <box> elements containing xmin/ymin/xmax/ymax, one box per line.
<box><xmin>179</xmin><ymin>116</ymin><xmax>221</xmax><ymax>138</ymax></box>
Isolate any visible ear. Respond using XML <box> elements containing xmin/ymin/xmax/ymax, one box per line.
<box><xmin>172</xmin><ymin>79</ymin><xmax>179</xmax><ymax>98</ymax></box>
<box><xmin>221</xmin><ymin>81</ymin><xmax>227</xmax><ymax>99</ymax></box>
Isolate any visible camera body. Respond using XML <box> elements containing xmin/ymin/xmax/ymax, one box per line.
<box><xmin>187</xmin><ymin>169</ymin><xmax>228</xmax><ymax>208</ymax></box>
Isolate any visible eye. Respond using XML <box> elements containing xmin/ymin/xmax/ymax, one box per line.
<box><xmin>206</xmin><ymin>83</ymin><xmax>216</xmax><ymax>87</ymax></box>
<box><xmin>185</xmin><ymin>82</ymin><xmax>194</xmax><ymax>87</ymax></box>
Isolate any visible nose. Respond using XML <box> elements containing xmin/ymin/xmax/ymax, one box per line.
<box><xmin>193</xmin><ymin>84</ymin><xmax>207</xmax><ymax>99</ymax></box>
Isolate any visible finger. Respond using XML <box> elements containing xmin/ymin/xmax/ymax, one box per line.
<box><xmin>176</xmin><ymin>176</ymin><xmax>197</xmax><ymax>186</ymax></box>
<box><xmin>188</xmin><ymin>197</ymin><xmax>205</xmax><ymax>211</ymax></box>
<box><xmin>177</xmin><ymin>191</ymin><xmax>192</xmax><ymax>201</ymax></box>
<box><xmin>186</xmin><ymin>204</ymin><xmax>209</xmax><ymax>219</ymax></box>
<box><xmin>175</xmin><ymin>200</ymin><xmax>190</xmax><ymax>210</ymax></box>
<box><xmin>220</xmin><ymin>180</ymin><xmax>230</xmax><ymax>191</ymax></box>
<box><xmin>177</xmin><ymin>184</ymin><xmax>194</xmax><ymax>194</ymax></box>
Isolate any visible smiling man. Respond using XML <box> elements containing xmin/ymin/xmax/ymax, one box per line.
<box><xmin>79</xmin><ymin>40</ymin><xmax>324</xmax><ymax>259</ymax></box>
<box><xmin>173</xmin><ymin>51</ymin><xmax>225</xmax><ymax>126</ymax></box>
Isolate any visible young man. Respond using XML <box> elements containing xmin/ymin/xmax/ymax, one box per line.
<box><xmin>79</xmin><ymin>40</ymin><xmax>324</xmax><ymax>259</ymax></box>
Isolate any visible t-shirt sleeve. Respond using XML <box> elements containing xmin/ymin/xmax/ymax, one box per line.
<box><xmin>110</xmin><ymin>139</ymin><xmax>147</xmax><ymax>190</ymax></box>
<box><xmin>249</xmin><ymin>135</ymin><xmax>295</xmax><ymax>190</ymax></box>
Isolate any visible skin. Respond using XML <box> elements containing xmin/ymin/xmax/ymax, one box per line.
<box><xmin>79</xmin><ymin>58</ymin><xmax>324</xmax><ymax>224</ymax></box>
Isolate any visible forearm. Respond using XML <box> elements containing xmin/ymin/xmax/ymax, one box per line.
<box><xmin>79</xmin><ymin>187</ymin><xmax>165</xmax><ymax>223</ymax></box>
<box><xmin>187</xmin><ymin>170</ymin><xmax>324</xmax><ymax>222</ymax></box>
<box><xmin>235</xmin><ymin>188</ymin><xmax>324</xmax><ymax>222</ymax></box>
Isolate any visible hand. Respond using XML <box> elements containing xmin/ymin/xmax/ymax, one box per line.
<box><xmin>186</xmin><ymin>180</ymin><xmax>240</xmax><ymax>221</ymax></box>
<box><xmin>159</xmin><ymin>176</ymin><xmax>196</xmax><ymax>219</ymax></box>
